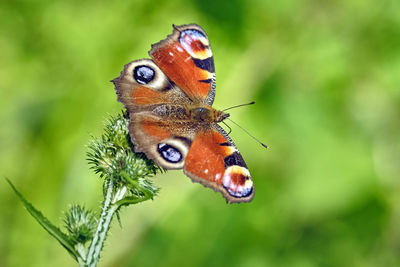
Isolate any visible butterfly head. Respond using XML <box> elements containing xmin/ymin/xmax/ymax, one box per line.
<box><xmin>214</xmin><ymin>110</ymin><xmax>230</xmax><ymax>123</ymax></box>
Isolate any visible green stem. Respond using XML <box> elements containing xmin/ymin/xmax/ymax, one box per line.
<box><xmin>77</xmin><ymin>243</ymin><xmax>87</xmax><ymax>267</ymax></box>
<box><xmin>85</xmin><ymin>178</ymin><xmax>117</xmax><ymax>267</ymax></box>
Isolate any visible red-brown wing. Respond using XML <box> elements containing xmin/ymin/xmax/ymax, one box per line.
<box><xmin>184</xmin><ymin>125</ymin><xmax>254</xmax><ymax>203</ymax></box>
<box><xmin>150</xmin><ymin>24</ymin><xmax>216</xmax><ymax>105</ymax></box>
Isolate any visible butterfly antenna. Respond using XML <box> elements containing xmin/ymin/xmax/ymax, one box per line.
<box><xmin>226</xmin><ymin>118</ymin><xmax>268</xmax><ymax>149</ymax></box>
<box><xmin>222</xmin><ymin>101</ymin><xmax>255</xmax><ymax>112</ymax></box>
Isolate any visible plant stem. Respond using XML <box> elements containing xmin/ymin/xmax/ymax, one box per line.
<box><xmin>76</xmin><ymin>243</ymin><xmax>87</xmax><ymax>267</ymax></box>
<box><xmin>85</xmin><ymin>178</ymin><xmax>117</xmax><ymax>267</ymax></box>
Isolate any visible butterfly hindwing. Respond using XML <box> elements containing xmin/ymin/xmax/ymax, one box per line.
<box><xmin>150</xmin><ymin>24</ymin><xmax>216</xmax><ymax>105</ymax></box>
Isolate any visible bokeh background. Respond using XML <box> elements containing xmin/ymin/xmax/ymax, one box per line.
<box><xmin>1</xmin><ymin>0</ymin><xmax>400</xmax><ymax>266</ymax></box>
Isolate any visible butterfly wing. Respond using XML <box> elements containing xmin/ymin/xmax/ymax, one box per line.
<box><xmin>113</xmin><ymin>58</ymin><xmax>195</xmax><ymax>163</ymax></box>
<box><xmin>113</xmin><ymin>59</ymin><xmax>189</xmax><ymax>110</ymax></box>
<box><xmin>184</xmin><ymin>125</ymin><xmax>254</xmax><ymax>203</ymax></box>
<box><xmin>150</xmin><ymin>24</ymin><xmax>216</xmax><ymax>105</ymax></box>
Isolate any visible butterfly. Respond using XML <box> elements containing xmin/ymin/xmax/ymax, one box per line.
<box><xmin>112</xmin><ymin>24</ymin><xmax>254</xmax><ymax>203</ymax></box>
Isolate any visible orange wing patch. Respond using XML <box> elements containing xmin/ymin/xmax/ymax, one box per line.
<box><xmin>151</xmin><ymin>43</ymin><xmax>212</xmax><ymax>100</ymax></box>
<box><xmin>132</xmin><ymin>86</ymin><xmax>163</xmax><ymax>105</ymax></box>
<box><xmin>185</xmin><ymin>130</ymin><xmax>235</xmax><ymax>184</ymax></box>
<box><xmin>141</xmin><ymin>118</ymin><xmax>171</xmax><ymax>141</ymax></box>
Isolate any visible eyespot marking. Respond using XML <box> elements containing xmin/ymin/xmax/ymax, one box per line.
<box><xmin>222</xmin><ymin>166</ymin><xmax>253</xmax><ymax>198</ymax></box>
<box><xmin>157</xmin><ymin>143</ymin><xmax>182</xmax><ymax>163</ymax></box>
<box><xmin>134</xmin><ymin>65</ymin><xmax>155</xmax><ymax>85</ymax></box>
<box><xmin>179</xmin><ymin>29</ymin><xmax>208</xmax><ymax>50</ymax></box>
<box><xmin>178</xmin><ymin>28</ymin><xmax>212</xmax><ymax>59</ymax></box>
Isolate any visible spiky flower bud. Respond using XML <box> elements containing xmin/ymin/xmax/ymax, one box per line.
<box><xmin>64</xmin><ymin>205</ymin><xmax>96</xmax><ymax>245</ymax></box>
<box><xmin>87</xmin><ymin>112</ymin><xmax>161</xmax><ymax>200</ymax></box>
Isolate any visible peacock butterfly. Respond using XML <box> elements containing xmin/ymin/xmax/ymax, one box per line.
<box><xmin>112</xmin><ymin>24</ymin><xmax>254</xmax><ymax>203</ymax></box>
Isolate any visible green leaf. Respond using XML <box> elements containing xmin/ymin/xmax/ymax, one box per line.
<box><xmin>6</xmin><ymin>178</ymin><xmax>79</xmax><ymax>262</ymax></box>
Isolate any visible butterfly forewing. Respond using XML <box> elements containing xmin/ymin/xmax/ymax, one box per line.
<box><xmin>184</xmin><ymin>125</ymin><xmax>254</xmax><ymax>203</ymax></box>
<box><xmin>150</xmin><ymin>24</ymin><xmax>216</xmax><ymax>105</ymax></box>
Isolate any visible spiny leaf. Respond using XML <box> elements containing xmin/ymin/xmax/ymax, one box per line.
<box><xmin>6</xmin><ymin>178</ymin><xmax>79</xmax><ymax>262</ymax></box>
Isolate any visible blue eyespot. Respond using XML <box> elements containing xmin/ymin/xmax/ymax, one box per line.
<box><xmin>158</xmin><ymin>143</ymin><xmax>182</xmax><ymax>163</ymax></box>
<box><xmin>133</xmin><ymin>65</ymin><xmax>155</xmax><ymax>85</ymax></box>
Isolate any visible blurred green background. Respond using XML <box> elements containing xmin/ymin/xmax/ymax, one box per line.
<box><xmin>1</xmin><ymin>0</ymin><xmax>400</xmax><ymax>266</ymax></box>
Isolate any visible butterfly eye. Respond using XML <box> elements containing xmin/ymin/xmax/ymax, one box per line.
<box><xmin>157</xmin><ymin>143</ymin><xmax>182</xmax><ymax>163</ymax></box>
<box><xmin>133</xmin><ymin>65</ymin><xmax>155</xmax><ymax>85</ymax></box>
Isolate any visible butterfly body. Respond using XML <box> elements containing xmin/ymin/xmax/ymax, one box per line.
<box><xmin>113</xmin><ymin>24</ymin><xmax>254</xmax><ymax>203</ymax></box>
<box><xmin>151</xmin><ymin>103</ymin><xmax>228</xmax><ymax>123</ymax></box>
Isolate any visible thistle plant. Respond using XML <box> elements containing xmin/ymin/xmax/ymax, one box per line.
<box><xmin>7</xmin><ymin>112</ymin><xmax>162</xmax><ymax>267</ymax></box>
